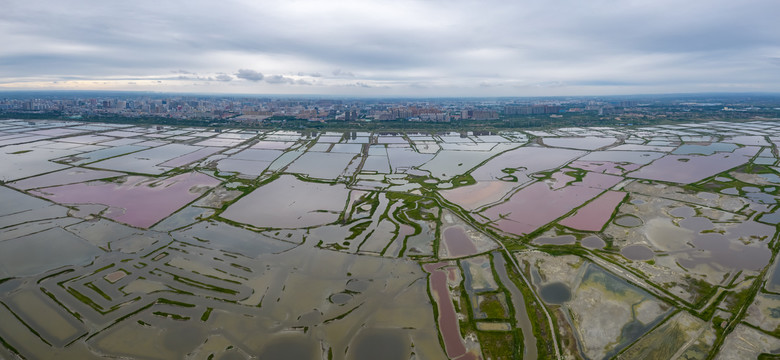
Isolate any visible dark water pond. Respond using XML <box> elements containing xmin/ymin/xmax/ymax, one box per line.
<box><xmin>540</xmin><ymin>282</ymin><xmax>571</xmax><ymax>304</ymax></box>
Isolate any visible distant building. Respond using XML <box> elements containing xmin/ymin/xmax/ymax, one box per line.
<box><xmin>463</xmin><ymin>110</ymin><xmax>499</xmax><ymax>120</ymax></box>
<box><xmin>504</xmin><ymin>105</ymin><xmax>562</xmax><ymax>115</ymax></box>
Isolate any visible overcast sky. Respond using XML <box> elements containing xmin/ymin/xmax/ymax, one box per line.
<box><xmin>2</xmin><ymin>0</ymin><xmax>779</xmax><ymax>96</ymax></box>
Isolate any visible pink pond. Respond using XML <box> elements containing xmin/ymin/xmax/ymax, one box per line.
<box><xmin>442</xmin><ymin>226</ymin><xmax>479</xmax><ymax>258</ymax></box>
<box><xmin>549</xmin><ymin>171</ymin><xmax>576</xmax><ymax>190</ymax></box>
<box><xmin>559</xmin><ymin>191</ymin><xmax>626</xmax><ymax>231</ymax></box>
<box><xmin>576</xmin><ymin>172</ymin><xmax>622</xmax><ymax>190</ymax></box>
<box><xmin>629</xmin><ymin>146</ymin><xmax>759</xmax><ymax>184</ymax></box>
<box><xmin>32</xmin><ymin>172</ymin><xmax>219</xmax><ymax>228</ymax></box>
<box><xmin>440</xmin><ymin>181</ymin><xmax>518</xmax><ymax>211</ymax></box>
<box><xmin>423</xmin><ymin>262</ymin><xmax>469</xmax><ymax>359</ymax></box>
<box><xmin>569</xmin><ymin>160</ymin><xmax>641</xmax><ymax>175</ymax></box>
<box><xmin>481</xmin><ymin>171</ymin><xmax>615</xmax><ymax>236</ymax></box>
<box><xmin>441</xmin><ymin>146</ymin><xmax>587</xmax><ymax>211</ymax></box>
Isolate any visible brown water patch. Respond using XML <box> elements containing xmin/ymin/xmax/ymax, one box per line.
<box><xmin>0</xmin><ymin>227</ymin><xmax>102</xmax><ymax>278</ymax></box>
<box><xmin>258</xmin><ymin>333</ymin><xmax>318</xmax><ymax>359</ymax></box>
<box><xmin>347</xmin><ymin>328</ymin><xmax>411</xmax><ymax>360</ymax></box>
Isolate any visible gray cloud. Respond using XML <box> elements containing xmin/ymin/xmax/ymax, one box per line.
<box><xmin>298</xmin><ymin>72</ymin><xmax>322</xmax><ymax>77</ymax></box>
<box><xmin>214</xmin><ymin>73</ymin><xmax>233</xmax><ymax>82</ymax></box>
<box><xmin>235</xmin><ymin>69</ymin><xmax>264</xmax><ymax>82</ymax></box>
<box><xmin>332</xmin><ymin>69</ymin><xmax>355</xmax><ymax>77</ymax></box>
<box><xmin>0</xmin><ymin>0</ymin><xmax>779</xmax><ymax>95</ymax></box>
<box><xmin>265</xmin><ymin>75</ymin><xmax>294</xmax><ymax>84</ymax></box>
<box><xmin>348</xmin><ymin>82</ymin><xmax>373</xmax><ymax>88</ymax></box>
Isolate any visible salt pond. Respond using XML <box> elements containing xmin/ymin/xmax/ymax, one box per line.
<box><xmin>4</xmin><ymin>119</ymin><xmax>780</xmax><ymax>359</ymax></box>
<box><xmin>221</xmin><ymin>174</ymin><xmax>349</xmax><ymax>228</ymax></box>
<box><xmin>33</xmin><ymin>172</ymin><xmax>219</xmax><ymax>228</ymax></box>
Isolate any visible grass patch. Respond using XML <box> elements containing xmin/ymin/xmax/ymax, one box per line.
<box><xmin>201</xmin><ymin>307</ymin><xmax>213</xmax><ymax>322</ymax></box>
<box><xmin>478</xmin><ymin>292</ymin><xmax>509</xmax><ymax>319</ymax></box>
<box><xmin>477</xmin><ymin>330</ymin><xmax>519</xmax><ymax>359</ymax></box>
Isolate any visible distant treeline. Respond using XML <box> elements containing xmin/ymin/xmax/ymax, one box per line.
<box><xmin>0</xmin><ymin>110</ymin><xmax>758</xmax><ymax>132</ymax></box>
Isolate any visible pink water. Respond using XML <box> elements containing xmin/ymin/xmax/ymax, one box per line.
<box><xmin>442</xmin><ymin>226</ymin><xmax>479</xmax><ymax>257</ymax></box>
<box><xmin>482</xmin><ymin>174</ymin><xmax>605</xmax><ymax>235</ymax></box>
<box><xmin>559</xmin><ymin>191</ymin><xmax>626</xmax><ymax>231</ymax></box>
<box><xmin>33</xmin><ymin>172</ymin><xmax>219</xmax><ymax>228</ymax></box>
<box><xmin>424</xmin><ymin>262</ymin><xmax>468</xmax><ymax>358</ymax></box>
<box><xmin>576</xmin><ymin>172</ymin><xmax>623</xmax><ymax>189</ymax></box>
<box><xmin>440</xmin><ymin>181</ymin><xmax>518</xmax><ymax>211</ymax></box>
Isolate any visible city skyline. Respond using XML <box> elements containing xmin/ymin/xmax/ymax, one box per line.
<box><xmin>2</xmin><ymin>0</ymin><xmax>780</xmax><ymax>96</ymax></box>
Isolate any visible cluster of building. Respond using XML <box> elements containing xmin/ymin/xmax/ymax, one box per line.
<box><xmin>2</xmin><ymin>93</ymin><xmax>772</xmax><ymax>124</ymax></box>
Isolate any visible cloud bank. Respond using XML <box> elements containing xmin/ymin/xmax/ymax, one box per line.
<box><xmin>1</xmin><ymin>0</ymin><xmax>779</xmax><ymax>96</ymax></box>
